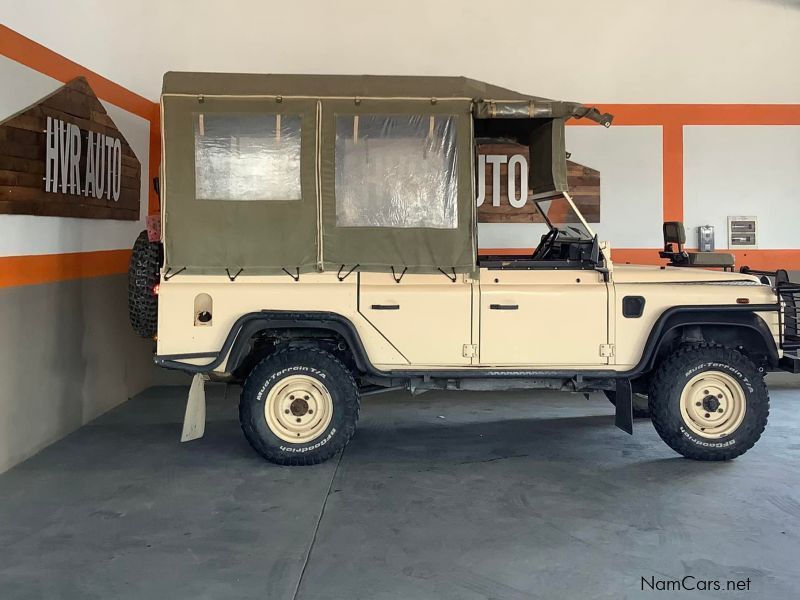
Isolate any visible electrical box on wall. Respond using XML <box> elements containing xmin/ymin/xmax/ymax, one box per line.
<box><xmin>728</xmin><ymin>216</ymin><xmax>758</xmax><ymax>249</ymax></box>
<box><xmin>698</xmin><ymin>225</ymin><xmax>715</xmax><ymax>252</ymax></box>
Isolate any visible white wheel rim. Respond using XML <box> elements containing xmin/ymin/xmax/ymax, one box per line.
<box><xmin>264</xmin><ymin>375</ymin><xmax>333</xmax><ymax>444</ymax></box>
<box><xmin>679</xmin><ymin>370</ymin><xmax>746</xmax><ymax>438</ymax></box>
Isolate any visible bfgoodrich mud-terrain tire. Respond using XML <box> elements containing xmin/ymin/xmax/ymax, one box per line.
<box><xmin>648</xmin><ymin>345</ymin><xmax>769</xmax><ymax>461</ymax></box>
<box><xmin>239</xmin><ymin>348</ymin><xmax>360</xmax><ymax>465</ymax></box>
<box><xmin>128</xmin><ymin>230</ymin><xmax>161</xmax><ymax>338</ymax></box>
<box><xmin>603</xmin><ymin>390</ymin><xmax>651</xmax><ymax>418</ymax></box>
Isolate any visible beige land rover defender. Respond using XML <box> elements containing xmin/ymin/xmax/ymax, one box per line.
<box><xmin>128</xmin><ymin>72</ymin><xmax>800</xmax><ymax>465</ymax></box>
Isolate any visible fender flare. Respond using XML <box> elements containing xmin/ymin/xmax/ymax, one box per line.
<box><xmin>155</xmin><ymin>311</ymin><xmax>377</xmax><ymax>375</ymax></box>
<box><xmin>623</xmin><ymin>305</ymin><xmax>779</xmax><ymax>377</ymax></box>
<box><xmin>225</xmin><ymin>311</ymin><xmax>375</xmax><ymax>374</ymax></box>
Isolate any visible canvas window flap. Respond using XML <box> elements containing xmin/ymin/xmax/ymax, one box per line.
<box><xmin>319</xmin><ymin>99</ymin><xmax>475</xmax><ymax>273</ymax></box>
<box><xmin>162</xmin><ymin>96</ymin><xmax>318</xmax><ymax>274</ymax></box>
<box><xmin>529</xmin><ymin>118</ymin><xmax>568</xmax><ymax>196</ymax></box>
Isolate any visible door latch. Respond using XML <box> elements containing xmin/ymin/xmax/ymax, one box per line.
<box><xmin>462</xmin><ymin>344</ymin><xmax>478</xmax><ymax>358</ymax></box>
<box><xmin>599</xmin><ymin>344</ymin><xmax>615</xmax><ymax>357</ymax></box>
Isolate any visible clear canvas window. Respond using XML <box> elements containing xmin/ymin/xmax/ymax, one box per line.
<box><xmin>335</xmin><ymin>114</ymin><xmax>458</xmax><ymax>228</ymax></box>
<box><xmin>193</xmin><ymin>113</ymin><xmax>301</xmax><ymax>201</ymax></box>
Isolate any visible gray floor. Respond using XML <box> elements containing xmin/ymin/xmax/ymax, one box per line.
<box><xmin>2</xmin><ymin>377</ymin><xmax>800</xmax><ymax>600</ymax></box>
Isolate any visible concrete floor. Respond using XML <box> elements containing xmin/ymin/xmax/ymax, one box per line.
<box><xmin>1</xmin><ymin>377</ymin><xmax>799</xmax><ymax>599</ymax></box>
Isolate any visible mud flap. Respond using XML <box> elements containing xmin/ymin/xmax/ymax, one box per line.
<box><xmin>181</xmin><ymin>373</ymin><xmax>207</xmax><ymax>442</ymax></box>
<box><xmin>614</xmin><ymin>378</ymin><xmax>634</xmax><ymax>435</ymax></box>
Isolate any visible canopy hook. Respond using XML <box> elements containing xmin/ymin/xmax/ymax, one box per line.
<box><xmin>391</xmin><ymin>266</ymin><xmax>407</xmax><ymax>284</ymax></box>
<box><xmin>163</xmin><ymin>267</ymin><xmax>186</xmax><ymax>281</ymax></box>
<box><xmin>437</xmin><ymin>267</ymin><xmax>457</xmax><ymax>283</ymax></box>
<box><xmin>225</xmin><ymin>267</ymin><xmax>243</xmax><ymax>282</ymax></box>
<box><xmin>282</xmin><ymin>267</ymin><xmax>300</xmax><ymax>282</ymax></box>
<box><xmin>337</xmin><ymin>264</ymin><xmax>359</xmax><ymax>282</ymax></box>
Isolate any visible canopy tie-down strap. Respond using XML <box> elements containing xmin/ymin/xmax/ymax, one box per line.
<box><xmin>282</xmin><ymin>267</ymin><xmax>300</xmax><ymax>282</ymax></box>
<box><xmin>391</xmin><ymin>266</ymin><xmax>407</xmax><ymax>284</ymax></box>
<box><xmin>337</xmin><ymin>264</ymin><xmax>359</xmax><ymax>282</ymax></box>
<box><xmin>163</xmin><ymin>266</ymin><xmax>186</xmax><ymax>281</ymax></box>
<box><xmin>437</xmin><ymin>267</ymin><xmax>457</xmax><ymax>283</ymax></box>
<box><xmin>225</xmin><ymin>267</ymin><xmax>243</xmax><ymax>282</ymax></box>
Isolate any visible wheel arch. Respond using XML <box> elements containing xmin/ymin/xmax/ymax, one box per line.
<box><xmin>225</xmin><ymin>311</ymin><xmax>374</xmax><ymax>378</ymax></box>
<box><xmin>155</xmin><ymin>311</ymin><xmax>376</xmax><ymax>377</ymax></box>
<box><xmin>632</xmin><ymin>306</ymin><xmax>779</xmax><ymax>376</ymax></box>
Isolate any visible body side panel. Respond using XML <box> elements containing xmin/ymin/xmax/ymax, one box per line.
<box><xmin>357</xmin><ymin>272</ymin><xmax>473</xmax><ymax>366</ymax></box>
<box><xmin>156</xmin><ymin>272</ymin><xmax>408</xmax><ymax>370</ymax></box>
<box><xmin>612</xmin><ymin>281</ymin><xmax>780</xmax><ymax>367</ymax></box>
<box><xmin>478</xmin><ymin>268</ymin><xmax>609</xmax><ymax>366</ymax></box>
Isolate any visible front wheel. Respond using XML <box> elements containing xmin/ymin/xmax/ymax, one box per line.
<box><xmin>239</xmin><ymin>348</ymin><xmax>360</xmax><ymax>465</ymax></box>
<box><xmin>648</xmin><ymin>345</ymin><xmax>769</xmax><ymax>461</ymax></box>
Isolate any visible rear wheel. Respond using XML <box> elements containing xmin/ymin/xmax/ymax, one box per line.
<box><xmin>239</xmin><ymin>348</ymin><xmax>360</xmax><ymax>465</ymax></box>
<box><xmin>648</xmin><ymin>345</ymin><xmax>769</xmax><ymax>461</ymax></box>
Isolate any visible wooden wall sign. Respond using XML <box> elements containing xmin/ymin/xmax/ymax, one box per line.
<box><xmin>477</xmin><ymin>141</ymin><xmax>600</xmax><ymax>224</ymax></box>
<box><xmin>0</xmin><ymin>77</ymin><xmax>140</xmax><ymax>220</ymax></box>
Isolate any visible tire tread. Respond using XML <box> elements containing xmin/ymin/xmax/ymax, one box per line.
<box><xmin>239</xmin><ymin>347</ymin><xmax>359</xmax><ymax>466</ymax></box>
<box><xmin>648</xmin><ymin>344</ymin><xmax>769</xmax><ymax>461</ymax></box>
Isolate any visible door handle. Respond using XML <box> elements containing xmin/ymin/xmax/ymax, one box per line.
<box><xmin>490</xmin><ymin>304</ymin><xmax>518</xmax><ymax>310</ymax></box>
<box><xmin>371</xmin><ymin>304</ymin><xmax>400</xmax><ymax>310</ymax></box>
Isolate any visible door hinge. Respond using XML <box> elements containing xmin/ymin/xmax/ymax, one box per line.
<box><xmin>599</xmin><ymin>344</ymin><xmax>615</xmax><ymax>358</ymax></box>
<box><xmin>462</xmin><ymin>344</ymin><xmax>478</xmax><ymax>358</ymax></box>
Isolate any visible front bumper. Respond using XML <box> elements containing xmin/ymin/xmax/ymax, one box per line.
<box><xmin>741</xmin><ymin>267</ymin><xmax>800</xmax><ymax>372</ymax></box>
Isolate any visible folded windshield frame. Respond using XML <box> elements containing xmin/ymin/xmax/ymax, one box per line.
<box><xmin>532</xmin><ymin>192</ymin><xmax>595</xmax><ymax>240</ymax></box>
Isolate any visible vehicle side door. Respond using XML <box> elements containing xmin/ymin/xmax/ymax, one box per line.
<box><xmin>478</xmin><ymin>267</ymin><xmax>609</xmax><ymax>366</ymax></box>
<box><xmin>358</xmin><ymin>272</ymin><xmax>474</xmax><ymax>367</ymax></box>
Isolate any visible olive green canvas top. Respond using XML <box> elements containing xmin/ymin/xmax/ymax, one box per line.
<box><xmin>162</xmin><ymin>72</ymin><xmax>612</xmax><ymax>125</ymax></box>
<box><xmin>160</xmin><ymin>72</ymin><xmax>611</xmax><ymax>276</ymax></box>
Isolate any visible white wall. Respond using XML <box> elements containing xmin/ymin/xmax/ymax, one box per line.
<box><xmin>2</xmin><ymin>0</ymin><xmax>799</xmax><ymax>103</ymax></box>
<box><xmin>0</xmin><ymin>56</ymin><xmax>156</xmax><ymax>473</ymax></box>
<box><xmin>478</xmin><ymin>126</ymin><xmax>664</xmax><ymax>250</ymax></box>
<box><xmin>684</xmin><ymin>125</ymin><xmax>800</xmax><ymax>249</ymax></box>
<box><xmin>0</xmin><ymin>55</ymin><xmax>149</xmax><ymax>257</ymax></box>
<box><xmin>5</xmin><ymin>0</ymin><xmax>797</xmax><ymax>255</ymax></box>
<box><xmin>566</xmin><ymin>126</ymin><xmax>663</xmax><ymax>249</ymax></box>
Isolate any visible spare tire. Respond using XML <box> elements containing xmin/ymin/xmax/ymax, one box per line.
<box><xmin>128</xmin><ymin>230</ymin><xmax>162</xmax><ymax>338</ymax></box>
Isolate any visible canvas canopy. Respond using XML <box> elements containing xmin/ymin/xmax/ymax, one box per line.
<box><xmin>161</xmin><ymin>72</ymin><xmax>611</xmax><ymax>275</ymax></box>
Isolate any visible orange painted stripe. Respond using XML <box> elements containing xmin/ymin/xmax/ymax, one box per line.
<box><xmin>0</xmin><ymin>25</ymin><xmax>154</xmax><ymax>121</ymax></box>
<box><xmin>662</xmin><ymin>124</ymin><xmax>683</xmax><ymax>223</ymax></box>
<box><xmin>0</xmin><ymin>249</ymin><xmax>131</xmax><ymax>289</ymax></box>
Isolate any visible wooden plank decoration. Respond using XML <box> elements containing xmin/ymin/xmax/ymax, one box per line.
<box><xmin>0</xmin><ymin>77</ymin><xmax>140</xmax><ymax>220</ymax></box>
<box><xmin>477</xmin><ymin>141</ymin><xmax>600</xmax><ymax>224</ymax></box>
